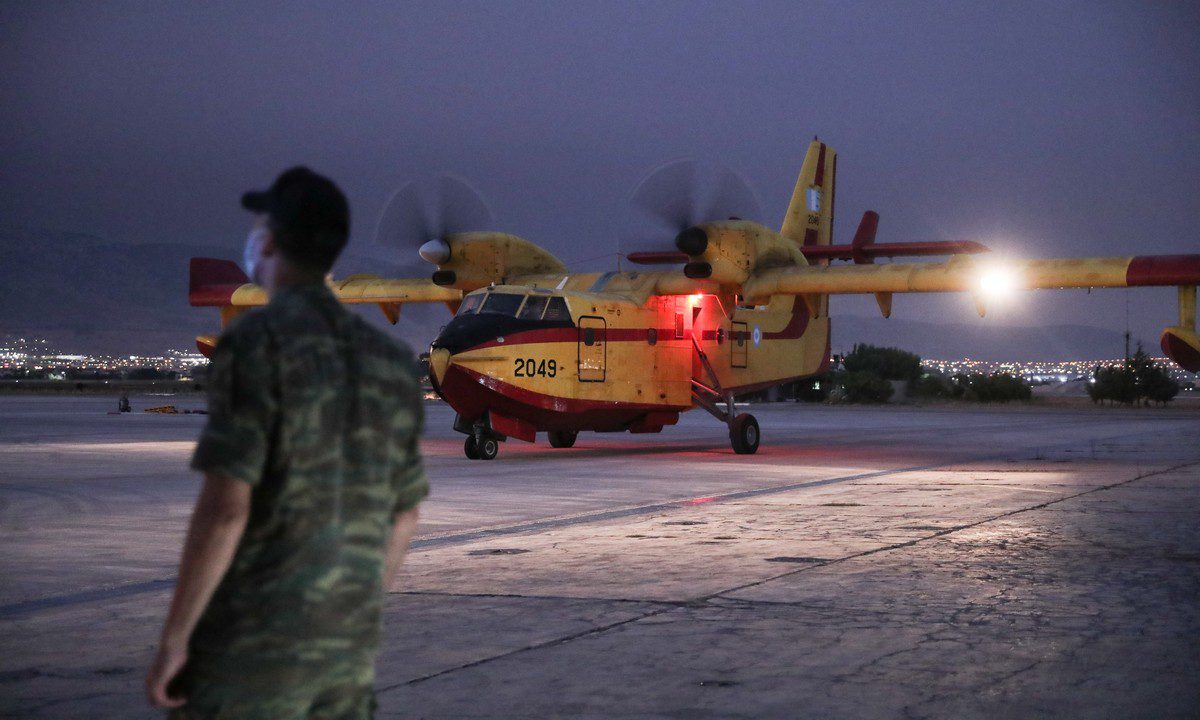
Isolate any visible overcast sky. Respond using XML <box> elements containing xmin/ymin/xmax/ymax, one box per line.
<box><xmin>3</xmin><ymin>1</ymin><xmax>1198</xmax><ymax>351</ymax></box>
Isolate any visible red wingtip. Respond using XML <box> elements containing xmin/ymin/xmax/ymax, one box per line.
<box><xmin>1125</xmin><ymin>255</ymin><xmax>1200</xmax><ymax>287</ymax></box>
<box><xmin>189</xmin><ymin>258</ymin><xmax>249</xmax><ymax>306</ymax></box>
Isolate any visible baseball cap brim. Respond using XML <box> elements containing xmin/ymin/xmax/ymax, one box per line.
<box><xmin>241</xmin><ymin>190</ymin><xmax>273</xmax><ymax>212</ymax></box>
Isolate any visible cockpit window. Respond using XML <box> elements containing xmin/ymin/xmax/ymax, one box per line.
<box><xmin>518</xmin><ymin>294</ymin><xmax>549</xmax><ymax>320</ymax></box>
<box><xmin>457</xmin><ymin>293</ymin><xmax>484</xmax><ymax>316</ymax></box>
<box><xmin>542</xmin><ymin>296</ymin><xmax>571</xmax><ymax>323</ymax></box>
<box><xmin>479</xmin><ymin>292</ymin><xmax>524</xmax><ymax>317</ymax></box>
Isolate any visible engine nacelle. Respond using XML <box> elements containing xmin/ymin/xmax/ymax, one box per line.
<box><xmin>428</xmin><ymin>232</ymin><xmax>567</xmax><ymax>291</ymax></box>
<box><xmin>674</xmin><ymin>221</ymin><xmax>806</xmax><ymax>285</ymax></box>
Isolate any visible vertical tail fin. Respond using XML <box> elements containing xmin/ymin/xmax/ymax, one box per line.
<box><xmin>781</xmin><ymin>139</ymin><xmax>837</xmax><ymax>248</ymax></box>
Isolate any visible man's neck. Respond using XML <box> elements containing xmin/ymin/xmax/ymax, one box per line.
<box><xmin>264</xmin><ymin>264</ymin><xmax>324</xmax><ymax>293</ymax></box>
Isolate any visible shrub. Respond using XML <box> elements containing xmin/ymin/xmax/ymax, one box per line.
<box><xmin>953</xmin><ymin>372</ymin><xmax>1031</xmax><ymax>403</ymax></box>
<box><xmin>911</xmin><ymin>372</ymin><xmax>957</xmax><ymax>399</ymax></box>
<box><xmin>838</xmin><ymin>370</ymin><xmax>895</xmax><ymax>404</ymax></box>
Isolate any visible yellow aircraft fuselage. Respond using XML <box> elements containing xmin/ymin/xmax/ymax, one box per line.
<box><xmin>427</xmin><ymin>276</ymin><xmax>829</xmax><ymax>441</ymax></box>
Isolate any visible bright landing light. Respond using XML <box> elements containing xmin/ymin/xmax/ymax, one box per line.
<box><xmin>977</xmin><ymin>263</ymin><xmax>1020</xmax><ymax>302</ymax></box>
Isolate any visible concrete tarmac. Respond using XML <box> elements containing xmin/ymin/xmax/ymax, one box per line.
<box><xmin>1</xmin><ymin>396</ymin><xmax>1198</xmax><ymax>718</ymax></box>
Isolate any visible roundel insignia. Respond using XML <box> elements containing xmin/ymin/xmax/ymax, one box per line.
<box><xmin>752</xmin><ymin>326</ymin><xmax>762</xmax><ymax>347</ymax></box>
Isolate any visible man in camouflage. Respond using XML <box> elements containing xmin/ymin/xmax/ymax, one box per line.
<box><xmin>146</xmin><ymin>167</ymin><xmax>428</xmax><ymax>719</ymax></box>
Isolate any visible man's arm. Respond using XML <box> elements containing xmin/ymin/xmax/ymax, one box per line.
<box><xmin>383</xmin><ymin>507</ymin><xmax>420</xmax><ymax>590</ymax></box>
<box><xmin>145</xmin><ymin>474</ymin><xmax>252</xmax><ymax>709</ymax></box>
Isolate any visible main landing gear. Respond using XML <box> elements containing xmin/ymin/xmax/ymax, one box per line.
<box><xmin>691</xmin><ymin>337</ymin><xmax>760</xmax><ymax>454</ymax></box>
<box><xmin>547</xmin><ymin>429</ymin><xmax>578</xmax><ymax>448</ymax></box>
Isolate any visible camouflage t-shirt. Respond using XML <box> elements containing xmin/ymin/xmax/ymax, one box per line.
<box><xmin>189</xmin><ymin>283</ymin><xmax>428</xmax><ymax>667</ymax></box>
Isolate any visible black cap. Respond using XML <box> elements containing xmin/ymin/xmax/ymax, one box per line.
<box><xmin>242</xmin><ymin>166</ymin><xmax>350</xmax><ymax>272</ymax></box>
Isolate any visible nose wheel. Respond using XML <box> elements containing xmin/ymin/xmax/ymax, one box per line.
<box><xmin>464</xmin><ymin>435</ymin><xmax>499</xmax><ymax>460</ymax></box>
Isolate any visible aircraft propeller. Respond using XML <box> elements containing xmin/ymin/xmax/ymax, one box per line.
<box><xmin>368</xmin><ymin>175</ymin><xmax>495</xmax><ymax>270</ymax></box>
<box><xmin>622</xmin><ymin>159</ymin><xmax>761</xmax><ymax>263</ymax></box>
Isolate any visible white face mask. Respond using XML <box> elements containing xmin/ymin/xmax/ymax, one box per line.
<box><xmin>243</xmin><ymin>227</ymin><xmax>270</xmax><ymax>284</ymax></box>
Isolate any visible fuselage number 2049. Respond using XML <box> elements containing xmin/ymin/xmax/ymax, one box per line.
<box><xmin>514</xmin><ymin>358</ymin><xmax>557</xmax><ymax>378</ymax></box>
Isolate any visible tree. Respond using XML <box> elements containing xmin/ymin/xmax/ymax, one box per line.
<box><xmin>841</xmin><ymin>344</ymin><xmax>922</xmax><ymax>382</ymax></box>
<box><xmin>1088</xmin><ymin>344</ymin><xmax>1178</xmax><ymax>406</ymax></box>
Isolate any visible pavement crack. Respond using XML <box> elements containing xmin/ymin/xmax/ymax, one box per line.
<box><xmin>376</xmin><ymin>605</ymin><xmax>677</xmax><ymax>691</ymax></box>
<box><xmin>708</xmin><ymin>460</ymin><xmax>1200</xmax><ymax>601</ymax></box>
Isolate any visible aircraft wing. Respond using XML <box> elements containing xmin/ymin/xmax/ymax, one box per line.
<box><xmin>741</xmin><ymin>253</ymin><xmax>1200</xmax><ymax>371</ymax></box>
<box><xmin>189</xmin><ymin>257</ymin><xmax>461</xmax><ymax>355</ymax></box>
<box><xmin>744</xmin><ymin>254</ymin><xmax>1200</xmax><ymax>308</ymax></box>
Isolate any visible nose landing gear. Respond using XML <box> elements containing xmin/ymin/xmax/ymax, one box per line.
<box><xmin>464</xmin><ymin>434</ymin><xmax>499</xmax><ymax>460</ymax></box>
<box><xmin>456</xmin><ymin>414</ymin><xmax>503</xmax><ymax>460</ymax></box>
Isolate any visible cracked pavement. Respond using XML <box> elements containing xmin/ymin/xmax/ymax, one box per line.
<box><xmin>2</xmin><ymin>397</ymin><xmax>1199</xmax><ymax>718</ymax></box>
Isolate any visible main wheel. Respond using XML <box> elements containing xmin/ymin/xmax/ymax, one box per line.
<box><xmin>464</xmin><ymin>436</ymin><xmax>481</xmax><ymax>460</ymax></box>
<box><xmin>476</xmin><ymin>436</ymin><xmax>499</xmax><ymax>460</ymax></box>
<box><xmin>547</xmin><ymin>429</ymin><xmax>578</xmax><ymax>448</ymax></box>
<box><xmin>729</xmin><ymin>413</ymin><xmax>760</xmax><ymax>454</ymax></box>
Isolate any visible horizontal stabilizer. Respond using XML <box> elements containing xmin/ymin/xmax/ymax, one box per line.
<box><xmin>801</xmin><ymin>240</ymin><xmax>990</xmax><ymax>262</ymax></box>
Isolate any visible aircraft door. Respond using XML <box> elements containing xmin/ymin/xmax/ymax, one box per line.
<box><xmin>732</xmin><ymin>321</ymin><xmax>749</xmax><ymax>368</ymax></box>
<box><xmin>578</xmin><ymin>316</ymin><xmax>606</xmax><ymax>382</ymax></box>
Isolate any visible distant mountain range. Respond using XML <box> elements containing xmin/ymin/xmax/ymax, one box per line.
<box><xmin>0</xmin><ymin>226</ymin><xmax>1136</xmax><ymax>361</ymax></box>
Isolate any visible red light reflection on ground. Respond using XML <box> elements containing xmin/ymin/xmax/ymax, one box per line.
<box><xmin>683</xmin><ymin>496</ymin><xmax>715</xmax><ymax>505</ymax></box>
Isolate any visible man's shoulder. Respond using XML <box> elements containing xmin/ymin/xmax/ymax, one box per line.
<box><xmin>216</xmin><ymin>308</ymin><xmax>272</xmax><ymax>355</ymax></box>
<box><xmin>349</xmin><ymin>317</ymin><xmax>420</xmax><ymax>376</ymax></box>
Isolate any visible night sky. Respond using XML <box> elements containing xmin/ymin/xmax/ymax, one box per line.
<box><xmin>3</xmin><ymin>1</ymin><xmax>1198</xmax><ymax>356</ymax></box>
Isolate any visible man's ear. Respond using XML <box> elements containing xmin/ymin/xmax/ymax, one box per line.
<box><xmin>260</xmin><ymin>228</ymin><xmax>280</xmax><ymax>258</ymax></box>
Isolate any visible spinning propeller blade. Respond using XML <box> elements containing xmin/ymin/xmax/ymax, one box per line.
<box><xmin>622</xmin><ymin>160</ymin><xmax>761</xmax><ymax>261</ymax></box>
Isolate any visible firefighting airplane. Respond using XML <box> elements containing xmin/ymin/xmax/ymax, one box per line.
<box><xmin>189</xmin><ymin>140</ymin><xmax>1200</xmax><ymax>459</ymax></box>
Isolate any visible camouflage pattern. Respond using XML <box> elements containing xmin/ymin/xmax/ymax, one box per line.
<box><xmin>170</xmin><ymin>661</ymin><xmax>374</xmax><ymax>720</ymax></box>
<box><xmin>182</xmin><ymin>282</ymin><xmax>428</xmax><ymax>718</ymax></box>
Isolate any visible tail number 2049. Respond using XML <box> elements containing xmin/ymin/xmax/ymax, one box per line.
<box><xmin>514</xmin><ymin>358</ymin><xmax>558</xmax><ymax>378</ymax></box>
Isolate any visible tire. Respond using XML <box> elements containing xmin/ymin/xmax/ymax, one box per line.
<box><xmin>547</xmin><ymin>429</ymin><xmax>578</xmax><ymax>448</ymax></box>
<box><xmin>477</xmin><ymin>437</ymin><xmax>499</xmax><ymax>460</ymax></box>
<box><xmin>464</xmin><ymin>436</ymin><xmax>481</xmax><ymax>460</ymax></box>
<box><xmin>729</xmin><ymin>413</ymin><xmax>760</xmax><ymax>455</ymax></box>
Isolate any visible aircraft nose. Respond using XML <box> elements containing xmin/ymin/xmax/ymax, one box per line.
<box><xmin>429</xmin><ymin>347</ymin><xmax>452</xmax><ymax>385</ymax></box>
